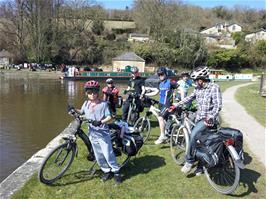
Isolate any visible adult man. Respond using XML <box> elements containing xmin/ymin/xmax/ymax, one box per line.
<box><xmin>154</xmin><ymin>67</ymin><xmax>178</xmax><ymax>145</ymax></box>
<box><xmin>170</xmin><ymin>66</ymin><xmax>222</xmax><ymax>175</ymax></box>
<box><xmin>122</xmin><ymin>66</ymin><xmax>146</xmax><ymax>122</ymax></box>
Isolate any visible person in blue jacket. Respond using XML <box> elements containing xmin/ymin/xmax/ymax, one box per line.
<box><xmin>155</xmin><ymin>67</ymin><xmax>178</xmax><ymax>144</ymax></box>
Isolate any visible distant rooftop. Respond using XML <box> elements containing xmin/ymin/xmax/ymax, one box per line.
<box><xmin>112</xmin><ymin>52</ymin><xmax>145</xmax><ymax>62</ymax></box>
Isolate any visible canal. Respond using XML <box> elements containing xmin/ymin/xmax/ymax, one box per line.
<box><xmin>0</xmin><ymin>76</ymin><xmax>127</xmax><ymax>182</ymax></box>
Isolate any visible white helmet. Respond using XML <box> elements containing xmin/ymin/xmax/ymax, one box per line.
<box><xmin>190</xmin><ymin>66</ymin><xmax>210</xmax><ymax>80</ymax></box>
<box><xmin>106</xmin><ymin>78</ymin><xmax>113</xmax><ymax>84</ymax></box>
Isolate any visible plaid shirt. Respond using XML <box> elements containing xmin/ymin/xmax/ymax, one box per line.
<box><xmin>177</xmin><ymin>82</ymin><xmax>222</xmax><ymax>122</ymax></box>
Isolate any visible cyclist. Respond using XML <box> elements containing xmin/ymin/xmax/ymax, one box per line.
<box><xmin>102</xmin><ymin>78</ymin><xmax>119</xmax><ymax>117</ymax></box>
<box><xmin>79</xmin><ymin>80</ymin><xmax>122</xmax><ymax>184</ymax></box>
<box><xmin>175</xmin><ymin>72</ymin><xmax>194</xmax><ymax>101</ymax></box>
<box><xmin>154</xmin><ymin>66</ymin><xmax>178</xmax><ymax>145</ymax></box>
<box><xmin>122</xmin><ymin>66</ymin><xmax>146</xmax><ymax>121</ymax></box>
<box><xmin>169</xmin><ymin>66</ymin><xmax>222</xmax><ymax>175</ymax></box>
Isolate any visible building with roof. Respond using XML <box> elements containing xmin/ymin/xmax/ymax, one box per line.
<box><xmin>200</xmin><ymin>22</ymin><xmax>242</xmax><ymax>36</ymax></box>
<box><xmin>0</xmin><ymin>49</ymin><xmax>13</xmax><ymax>68</ymax></box>
<box><xmin>245</xmin><ymin>29</ymin><xmax>266</xmax><ymax>43</ymax></box>
<box><xmin>112</xmin><ymin>52</ymin><xmax>145</xmax><ymax>72</ymax></box>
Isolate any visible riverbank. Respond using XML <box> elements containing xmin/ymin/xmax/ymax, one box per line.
<box><xmin>0</xmin><ymin>69</ymin><xmax>63</xmax><ymax>79</ymax></box>
<box><xmin>0</xmin><ymin>121</ymin><xmax>75</xmax><ymax>199</ymax></box>
<box><xmin>1</xmin><ymin>81</ymin><xmax>265</xmax><ymax>199</ymax></box>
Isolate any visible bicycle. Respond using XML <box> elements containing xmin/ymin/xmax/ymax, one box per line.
<box><xmin>170</xmin><ymin>107</ymin><xmax>244</xmax><ymax>194</ymax></box>
<box><xmin>133</xmin><ymin>97</ymin><xmax>160</xmax><ymax>142</ymax></box>
<box><xmin>134</xmin><ymin>96</ymin><xmax>182</xmax><ymax>143</ymax></box>
<box><xmin>38</xmin><ymin>108</ymin><xmax>131</xmax><ymax>185</ymax></box>
<box><xmin>125</xmin><ymin>92</ymin><xmax>142</xmax><ymax>126</ymax></box>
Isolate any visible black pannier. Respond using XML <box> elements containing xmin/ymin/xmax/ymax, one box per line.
<box><xmin>122</xmin><ymin>132</ymin><xmax>143</xmax><ymax>156</ymax></box>
<box><xmin>196</xmin><ymin>133</ymin><xmax>224</xmax><ymax>168</ymax></box>
<box><xmin>218</xmin><ymin>127</ymin><xmax>243</xmax><ymax>155</ymax></box>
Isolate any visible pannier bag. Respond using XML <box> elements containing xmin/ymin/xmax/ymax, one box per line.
<box><xmin>122</xmin><ymin>132</ymin><xmax>143</xmax><ymax>156</ymax></box>
<box><xmin>196</xmin><ymin>133</ymin><xmax>224</xmax><ymax>168</ymax></box>
<box><xmin>218</xmin><ymin>127</ymin><xmax>243</xmax><ymax>157</ymax></box>
<box><xmin>116</xmin><ymin>96</ymin><xmax>123</xmax><ymax>108</ymax></box>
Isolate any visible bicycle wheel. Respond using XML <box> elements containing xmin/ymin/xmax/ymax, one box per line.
<box><xmin>204</xmin><ymin>147</ymin><xmax>240</xmax><ymax>194</ymax></box>
<box><xmin>134</xmin><ymin>117</ymin><xmax>151</xmax><ymax>142</ymax></box>
<box><xmin>170</xmin><ymin>125</ymin><xmax>189</xmax><ymax>165</ymax></box>
<box><xmin>38</xmin><ymin>142</ymin><xmax>76</xmax><ymax>185</ymax></box>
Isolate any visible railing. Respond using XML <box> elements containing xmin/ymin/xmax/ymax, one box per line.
<box><xmin>79</xmin><ymin>71</ymin><xmax>154</xmax><ymax>77</ymax></box>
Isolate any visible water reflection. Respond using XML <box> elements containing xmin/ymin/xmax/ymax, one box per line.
<box><xmin>0</xmin><ymin>77</ymin><xmax>127</xmax><ymax>182</ymax></box>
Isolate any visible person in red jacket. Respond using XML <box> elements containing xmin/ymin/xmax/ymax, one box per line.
<box><xmin>102</xmin><ymin>78</ymin><xmax>119</xmax><ymax>117</ymax></box>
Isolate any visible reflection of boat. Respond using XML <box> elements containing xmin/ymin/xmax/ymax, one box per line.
<box><xmin>63</xmin><ymin>71</ymin><xmax>154</xmax><ymax>81</ymax></box>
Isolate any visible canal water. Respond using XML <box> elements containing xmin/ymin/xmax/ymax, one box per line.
<box><xmin>0</xmin><ymin>76</ymin><xmax>127</xmax><ymax>182</ymax></box>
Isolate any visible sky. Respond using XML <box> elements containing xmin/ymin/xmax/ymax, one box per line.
<box><xmin>95</xmin><ymin>0</ymin><xmax>266</xmax><ymax>10</ymax></box>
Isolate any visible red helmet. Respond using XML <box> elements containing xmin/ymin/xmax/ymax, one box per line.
<box><xmin>84</xmin><ymin>80</ymin><xmax>100</xmax><ymax>91</ymax></box>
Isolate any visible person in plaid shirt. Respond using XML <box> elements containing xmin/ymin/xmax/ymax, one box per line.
<box><xmin>169</xmin><ymin>66</ymin><xmax>222</xmax><ymax>175</ymax></box>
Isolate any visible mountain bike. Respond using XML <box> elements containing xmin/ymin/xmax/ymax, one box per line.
<box><xmin>38</xmin><ymin>108</ymin><xmax>130</xmax><ymax>185</ymax></box>
<box><xmin>170</xmin><ymin>107</ymin><xmax>244</xmax><ymax>194</ymax></box>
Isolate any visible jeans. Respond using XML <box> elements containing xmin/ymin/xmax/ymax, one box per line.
<box><xmin>89</xmin><ymin>131</ymin><xmax>120</xmax><ymax>173</ymax></box>
<box><xmin>186</xmin><ymin>120</ymin><xmax>208</xmax><ymax>164</ymax></box>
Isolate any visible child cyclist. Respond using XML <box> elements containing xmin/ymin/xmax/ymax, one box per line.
<box><xmin>79</xmin><ymin>80</ymin><xmax>122</xmax><ymax>184</ymax></box>
<box><xmin>102</xmin><ymin>78</ymin><xmax>119</xmax><ymax>117</ymax></box>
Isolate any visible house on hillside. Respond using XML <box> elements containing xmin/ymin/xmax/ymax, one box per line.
<box><xmin>200</xmin><ymin>22</ymin><xmax>240</xmax><ymax>49</ymax></box>
<box><xmin>0</xmin><ymin>49</ymin><xmax>13</xmax><ymax>68</ymax></box>
<box><xmin>112</xmin><ymin>52</ymin><xmax>145</xmax><ymax>72</ymax></box>
<box><xmin>200</xmin><ymin>22</ymin><xmax>242</xmax><ymax>36</ymax></box>
<box><xmin>128</xmin><ymin>33</ymin><xmax>149</xmax><ymax>42</ymax></box>
<box><xmin>245</xmin><ymin>29</ymin><xmax>266</xmax><ymax>43</ymax></box>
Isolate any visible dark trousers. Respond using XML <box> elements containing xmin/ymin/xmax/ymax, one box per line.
<box><xmin>122</xmin><ymin>97</ymin><xmax>142</xmax><ymax>121</ymax></box>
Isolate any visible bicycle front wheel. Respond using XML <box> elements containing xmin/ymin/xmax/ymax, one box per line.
<box><xmin>134</xmin><ymin>117</ymin><xmax>151</xmax><ymax>142</ymax></box>
<box><xmin>38</xmin><ymin>142</ymin><xmax>76</xmax><ymax>185</ymax></box>
<box><xmin>170</xmin><ymin>125</ymin><xmax>189</xmax><ymax>165</ymax></box>
<box><xmin>204</xmin><ymin>147</ymin><xmax>240</xmax><ymax>194</ymax></box>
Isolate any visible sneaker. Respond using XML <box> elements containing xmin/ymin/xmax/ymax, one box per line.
<box><xmin>113</xmin><ymin>172</ymin><xmax>122</xmax><ymax>185</ymax></box>
<box><xmin>194</xmin><ymin>166</ymin><xmax>203</xmax><ymax>176</ymax></box>
<box><xmin>154</xmin><ymin>135</ymin><xmax>167</xmax><ymax>145</ymax></box>
<box><xmin>181</xmin><ymin>162</ymin><xmax>193</xmax><ymax>173</ymax></box>
<box><xmin>101</xmin><ymin>172</ymin><xmax>113</xmax><ymax>182</ymax></box>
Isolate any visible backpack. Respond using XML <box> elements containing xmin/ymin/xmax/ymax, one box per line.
<box><xmin>122</xmin><ymin>132</ymin><xmax>143</xmax><ymax>156</ymax></box>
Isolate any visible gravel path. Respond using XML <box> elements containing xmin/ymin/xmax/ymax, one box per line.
<box><xmin>221</xmin><ymin>83</ymin><xmax>266</xmax><ymax>167</ymax></box>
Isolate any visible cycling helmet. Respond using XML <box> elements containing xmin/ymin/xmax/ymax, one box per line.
<box><xmin>106</xmin><ymin>78</ymin><xmax>113</xmax><ymax>84</ymax></box>
<box><xmin>130</xmin><ymin>66</ymin><xmax>139</xmax><ymax>73</ymax></box>
<box><xmin>157</xmin><ymin>67</ymin><xmax>167</xmax><ymax>76</ymax></box>
<box><xmin>84</xmin><ymin>80</ymin><xmax>100</xmax><ymax>92</ymax></box>
<box><xmin>190</xmin><ymin>66</ymin><xmax>210</xmax><ymax>80</ymax></box>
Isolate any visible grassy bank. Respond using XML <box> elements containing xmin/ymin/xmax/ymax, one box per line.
<box><xmin>12</xmin><ymin>81</ymin><xmax>266</xmax><ymax>199</ymax></box>
<box><xmin>235</xmin><ymin>83</ymin><xmax>266</xmax><ymax>127</ymax></box>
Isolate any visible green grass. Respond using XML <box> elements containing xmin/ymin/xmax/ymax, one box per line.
<box><xmin>235</xmin><ymin>83</ymin><xmax>266</xmax><ymax>127</ymax></box>
<box><xmin>12</xmin><ymin>81</ymin><xmax>266</xmax><ymax>199</ymax></box>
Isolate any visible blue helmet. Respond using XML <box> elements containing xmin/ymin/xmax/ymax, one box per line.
<box><xmin>157</xmin><ymin>67</ymin><xmax>167</xmax><ymax>76</ymax></box>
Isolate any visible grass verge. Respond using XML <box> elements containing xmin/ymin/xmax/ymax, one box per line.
<box><xmin>12</xmin><ymin>81</ymin><xmax>266</xmax><ymax>199</ymax></box>
<box><xmin>235</xmin><ymin>83</ymin><xmax>266</xmax><ymax>127</ymax></box>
